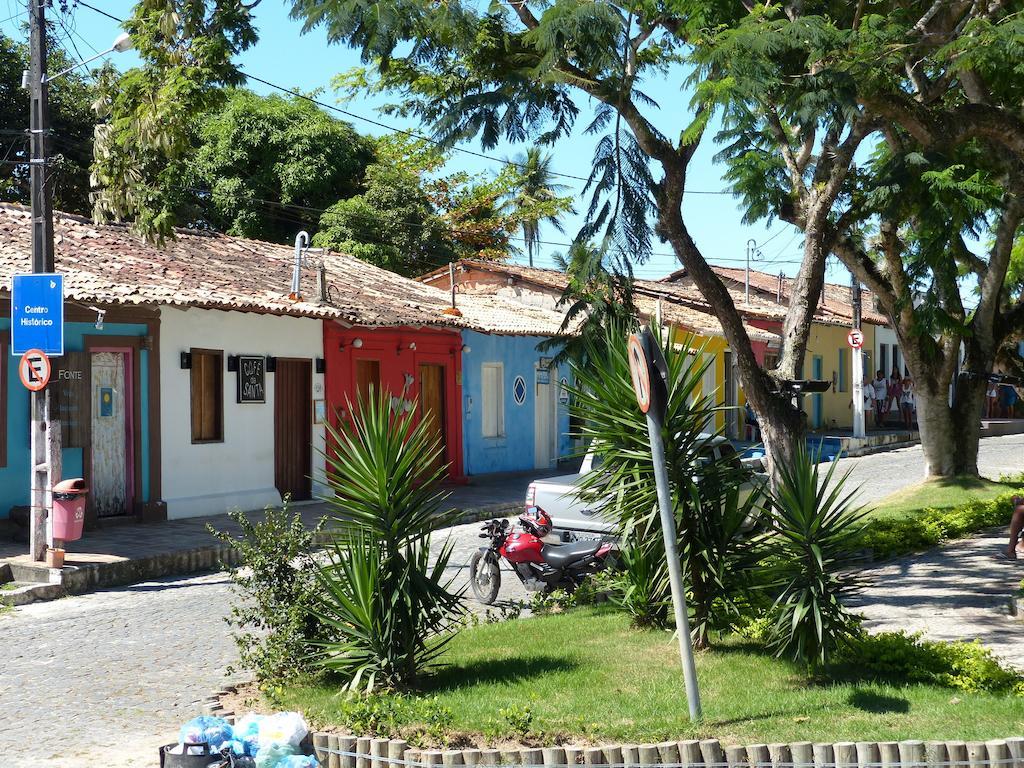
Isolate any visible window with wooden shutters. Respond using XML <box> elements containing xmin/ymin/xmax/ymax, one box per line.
<box><xmin>481</xmin><ymin>363</ymin><xmax>504</xmax><ymax>438</ymax></box>
<box><xmin>190</xmin><ymin>348</ymin><xmax>224</xmax><ymax>443</ymax></box>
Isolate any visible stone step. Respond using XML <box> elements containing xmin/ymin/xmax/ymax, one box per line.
<box><xmin>0</xmin><ymin>581</ymin><xmax>65</xmax><ymax>607</ymax></box>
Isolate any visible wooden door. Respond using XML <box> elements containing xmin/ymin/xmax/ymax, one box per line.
<box><xmin>418</xmin><ymin>364</ymin><xmax>446</xmax><ymax>474</ymax></box>
<box><xmin>90</xmin><ymin>350</ymin><xmax>133</xmax><ymax>516</ymax></box>
<box><xmin>355</xmin><ymin>358</ymin><xmax>381</xmax><ymax>410</ymax></box>
<box><xmin>274</xmin><ymin>359</ymin><xmax>312</xmax><ymax>502</ymax></box>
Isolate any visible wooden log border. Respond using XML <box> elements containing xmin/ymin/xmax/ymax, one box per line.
<box><xmin>309</xmin><ymin>736</ymin><xmax>1024</xmax><ymax>768</ymax></box>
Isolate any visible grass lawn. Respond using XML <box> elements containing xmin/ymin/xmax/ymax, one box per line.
<box><xmin>867</xmin><ymin>475</ymin><xmax>1021</xmax><ymax>519</ymax></box>
<box><xmin>277</xmin><ymin>608</ymin><xmax>1024</xmax><ymax>745</ymax></box>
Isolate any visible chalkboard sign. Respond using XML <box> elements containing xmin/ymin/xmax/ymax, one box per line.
<box><xmin>237</xmin><ymin>355</ymin><xmax>266</xmax><ymax>403</ymax></box>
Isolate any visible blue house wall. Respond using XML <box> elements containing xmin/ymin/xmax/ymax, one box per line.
<box><xmin>461</xmin><ymin>331</ymin><xmax>572</xmax><ymax>475</ymax></box>
<box><xmin>0</xmin><ymin>319</ymin><xmax>152</xmax><ymax>517</ymax></box>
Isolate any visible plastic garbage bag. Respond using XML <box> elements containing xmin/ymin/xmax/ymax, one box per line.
<box><xmin>254</xmin><ymin>743</ymin><xmax>299</xmax><ymax>768</ymax></box>
<box><xmin>179</xmin><ymin>716</ymin><xmax>234</xmax><ymax>751</ymax></box>
<box><xmin>281</xmin><ymin>756</ymin><xmax>320</xmax><ymax>768</ymax></box>
<box><xmin>234</xmin><ymin>714</ymin><xmax>265</xmax><ymax>756</ymax></box>
<box><xmin>257</xmin><ymin>712</ymin><xmax>308</xmax><ymax>749</ymax></box>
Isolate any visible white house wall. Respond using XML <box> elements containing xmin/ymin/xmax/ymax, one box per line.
<box><xmin>160</xmin><ymin>306</ymin><xmax>327</xmax><ymax>519</ymax></box>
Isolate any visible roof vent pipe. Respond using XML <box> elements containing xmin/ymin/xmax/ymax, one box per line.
<box><xmin>290</xmin><ymin>231</ymin><xmax>309</xmax><ymax>300</ymax></box>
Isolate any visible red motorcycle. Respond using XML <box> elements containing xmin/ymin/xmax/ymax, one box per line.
<box><xmin>468</xmin><ymin>508</ymin><xmax>618</xmax><ymax>604</ymax></box>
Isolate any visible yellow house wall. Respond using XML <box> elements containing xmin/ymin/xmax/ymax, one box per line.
<box><xmin>671</xmin><ymin>321</ymin><xmax>884</xmax><ymax>435</ymax></box>
<box><xmin>802</xmin><ymin>322</ymin><xmax>878</xmax><ymax>431</ymax></box>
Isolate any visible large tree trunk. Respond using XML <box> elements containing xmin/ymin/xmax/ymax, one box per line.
<box><xmin>913</xmin><ymin>383</ymin><xmax>959</xmax><ymax>477</ymax></box>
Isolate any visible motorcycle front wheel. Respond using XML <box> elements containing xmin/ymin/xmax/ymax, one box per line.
<box><xmin>469</xmin><ymin>550</ymin><xmax>501</xmax><ymax>604</ymax></box>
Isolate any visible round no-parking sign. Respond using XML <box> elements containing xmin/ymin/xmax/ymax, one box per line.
<box><xmin>847</xmin><ymin>329</ymin><xmax>864</xmax><ymax>349</ymax></box>
<box><xmin>19</xmin><ymin>348</ymin><xmax>51</xmax><ymax>391</ymax></box>
<box><xmin>627</xmin><ymin>333</ymin><xmax>651</xmax><ymax>414</ymax></box>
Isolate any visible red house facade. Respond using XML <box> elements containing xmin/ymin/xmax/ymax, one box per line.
<box><xmin>323</xmin><ymin>322</ymin><xmax>465</xmax><ymax>480</ymax></box>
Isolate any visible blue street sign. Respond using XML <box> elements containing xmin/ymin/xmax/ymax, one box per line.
<box><xmin>12</xmin><ymin>273</ymin><xmax>64</xmax><ymax>356</ymax></box>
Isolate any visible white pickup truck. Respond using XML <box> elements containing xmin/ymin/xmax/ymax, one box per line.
<box><xmin>526</xmin><ymin>435</ymin><xmax>767</xmax><ymax>539</ymax></box>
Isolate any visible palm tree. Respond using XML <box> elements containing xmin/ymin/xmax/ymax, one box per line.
<box><xmin>508</xmin><ymin>148</ymin><xmax>572</xmax><ymax>266</ymax></box>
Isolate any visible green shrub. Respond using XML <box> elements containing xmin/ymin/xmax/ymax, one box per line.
<box><xmin>838</xmin><ymin>631</ymin><xmax>1024</xmax><ymax>694</ymax></box>
<box><xmin>858</xmin><ymin>490</ymin><xmax>1022</xmax><ymax>560</ymax></box>
<box><xmin>761</xmin><ymin>445</ymin><xmax>867</xmax><ymax>669</ymax></box>
<box><xmin>309</xmin><ymin>389</ymin><xmax>464</xmax><ymax>693</ymax></box>
<box><xmin>331</xmin><ymin>694</ymin><xmax>454</xmax><ymax>742</ymax></box>
<box><xmin>210</xmin><ymin>501</ymin><xmax>325</xmax><ymax>690</ymax></box>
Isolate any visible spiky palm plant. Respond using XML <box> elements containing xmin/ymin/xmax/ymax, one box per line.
<box><xmin>761</xmin><ymin>444</ymin><xmax>867</xmax><ymax>669</ymax></box>
<box><xmin>310</xmin><ymin>388</ymin><xmax>464</xmax><ymax>693</ymax></box>
<box><xmin>568</xmin><ymin>326</ymin><xmax>762</xmax><ymax>647</ymax></box>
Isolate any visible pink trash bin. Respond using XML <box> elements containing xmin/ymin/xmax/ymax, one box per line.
<box><xmin>52</xmin><ymin>478</ymin><xmax>88</xmax><ymax>541</ymax></box>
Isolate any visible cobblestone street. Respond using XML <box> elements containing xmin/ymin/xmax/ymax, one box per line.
<box><xmin>1</xmin><ymin>434</ymin><xmax>1022</xmax><ymax>767</ymax></box>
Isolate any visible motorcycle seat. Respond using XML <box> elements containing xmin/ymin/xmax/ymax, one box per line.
<box><xmin>541</xmin><ymin>539</ymin><xmax>603</xmax><ymax>567</ymax></box>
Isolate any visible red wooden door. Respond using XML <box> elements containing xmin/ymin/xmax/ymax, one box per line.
<box><xmin>274</xmin><ymin>359</ymin><xmax>312</xmax><ymax>502</ymax></box>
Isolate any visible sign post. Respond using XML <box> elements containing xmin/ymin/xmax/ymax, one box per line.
<box><xmin>12</xmin><ymin>273</ymin><xmax>64</xmax><ymax>562</ymax></box>
<box><xmin>627</xmin><ymin>326</ymin><xmax>702</xmax><ymax>721</ymax></box>
<box><xmin>848</xmin><ymin>328</ymin><xmax>865</xmax><ymax>439</ymax></box>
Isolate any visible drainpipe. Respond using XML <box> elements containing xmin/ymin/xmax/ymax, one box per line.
<box><xmin>290</xmin><ymin>231</ymin><xmax>309</xmax><ymax>300</ymax></box>
<box><xmin>777</xmin><ymin>272</ymin><xmax>783</xmax><ymax>303</ymax></box>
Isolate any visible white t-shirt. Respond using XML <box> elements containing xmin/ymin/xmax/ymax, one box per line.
<box><xmin>872</xmin><ymin>378</ymin><xmax>888</xmax><ymax>401</ymax></box>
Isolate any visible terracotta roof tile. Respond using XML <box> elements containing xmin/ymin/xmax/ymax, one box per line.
<box><xmin>421</xmin><ymin>258</ymin><xmax>778</xmax><ymax>343</ymax></box>
<box><xmin>0</xmin><ymin>204</ymin><xmax>567</xmax><ymax>336</ymax></box>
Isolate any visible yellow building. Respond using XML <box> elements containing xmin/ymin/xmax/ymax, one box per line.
<box><xmin>659</xmin><ymin>267</ymin><xmax>890</xmax><ymax>434</ymax></box>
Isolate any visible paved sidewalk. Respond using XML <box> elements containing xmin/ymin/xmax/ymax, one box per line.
<box><xmin>854</xmin><ymin>528</ymin><xmax>1024</xmax><ymax>668</ymax></box>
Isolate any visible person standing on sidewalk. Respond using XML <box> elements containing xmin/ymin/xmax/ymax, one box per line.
<box><xmin>872</xmin><ymin>370</ymin><xmax>888</xmax><ymax>428</ymax></box>
<box><xmin>900</xmin><ymin>373</ymin><xmax>915</xmax><ymax>430</ymax></box>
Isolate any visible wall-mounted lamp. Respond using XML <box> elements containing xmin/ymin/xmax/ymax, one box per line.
<box><xmin>91</xmin><ymin>306</ymin><xmax>105</xmax><ymax>330</ymax></box>
<box><xmin>461</xmin><ymin>344</ymin><xmax>471</xmax><ymax>354</ymax></box>
<box><xmin>408</xmin><ymin>342</ymin><xmax>417</xmax><ymax>351</ymax></box>
<box><xmin>315</xmin><ymin>358</ymin><xmax>326</xmax><ymax>374</ymax></box>
<box><xmin>352</xmin><ymin>338</ymin><xmax>364</xmax><ymax>349</ymax></box>
<box><xmin>227</xmin><ymin>355</ymin><xmax>239</xmax><ymax>372</ymax></box>
<box><xmin>179</xmin><ymin>351</ymin><xmax>192</xmax><ymax>370</ymax></box>
<box><xmin>265</xmin><ymin>356</ymin><xmax>277</xmax><ymax>373</ymax></box>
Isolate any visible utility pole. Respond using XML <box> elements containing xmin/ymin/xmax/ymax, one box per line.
<box><xmin>851</xmin><ymin>272</ymin><xmax>865</xmax><ymax>439</ymax></box>
<box><xmin>28</xmin><ymin>0</ymin><xmax>60</xmax><ymax>562</ymax></box>
<box><xmin>745</xmin><ymin>239</ymin><xmax>755</xmax><ymax>305</ymax></box>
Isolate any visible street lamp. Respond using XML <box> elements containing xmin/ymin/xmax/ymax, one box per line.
<box><xmin>40</xmin><ymin>31</ymin><xmax>133</xmax><ymax>83</ymax></box>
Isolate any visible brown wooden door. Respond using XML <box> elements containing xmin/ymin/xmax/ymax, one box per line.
<box><xmin>354</xmin><ymin>358</ymin><xmax>381</xmax><ymax>410</ymax></box>
<box><xmin>274</xmin><ymin>358</ymin><xmax>312</xmax><ymax>501</ymax></box>
<box><xmin>418</xmin><ymin>364</ymin><xmax>446</xmax><ymax>474</ymax></box>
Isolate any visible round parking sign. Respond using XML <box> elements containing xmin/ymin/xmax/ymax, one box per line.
<box><xmin>19</xmin><ymin>348</ymin><xmax>50</xmax><ymax>391</ymax></box>
<box><xmin>847</xmin><ymin>329</ymin><xmax>864</xmax><ymax>349</ymax></box>
<box><xmin>627</xmin><ymin>333</ymin><xmax>651</xmax><ymax>414</ymax></box>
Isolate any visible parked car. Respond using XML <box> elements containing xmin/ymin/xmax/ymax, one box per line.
<box><xmin>527</xmin><ymin>434</ymin><xmax>767</xmax><ymax>539</ymax></box>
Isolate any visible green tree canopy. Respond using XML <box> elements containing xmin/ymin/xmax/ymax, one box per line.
<box><xmin>188</xmin><ymin>88</ymin><xmax>375</xmax><ymax>242</ymax></box>
<box><xmin>1</xmin><ymin>32</ymin><xmax>96</xmax><ymax>216</ymax></box>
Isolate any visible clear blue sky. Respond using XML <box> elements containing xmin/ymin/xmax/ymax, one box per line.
<box><xmin>3</xmin><ymin>0</ymin><xmax>854</xmax><ymax>283</ymax></box>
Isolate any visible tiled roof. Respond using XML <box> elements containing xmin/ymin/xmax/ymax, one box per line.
<box><xmin>421</xmin><ymin>259</ymin><xmax>779</xmax><ymax>343</ymax></box>
<box><xmin>0</xmin><ymin>204</ymin><xmax>568</xmax><ymax>336</ymax></box>
<box><xmin>665</xmin><ymin>265</ymin><xmax>889</xmax><ymax>327</ymax></box>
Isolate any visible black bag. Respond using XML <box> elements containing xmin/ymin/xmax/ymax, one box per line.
<box><xmin>160</xmin><ymin>742</ymin><xmax>221</xmax><ymax>768</ymax></box>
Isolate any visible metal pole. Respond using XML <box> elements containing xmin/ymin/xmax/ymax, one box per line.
<box><xmin>28</xmin><ymin>0</ymin><xmax>58</xmax><ymax>562</ymax></box>
<box><xmin>745</xmin><ymin>240</ymin><xmax>755</xmax><ymax>305</ymax></box>
<box><xmin>851</xmin><ymin>273</ymin><xmax>865</xmax><ymax>439</ymax></box>
<box><xmin>644</xmin><ymin>411</ymin><xmax>702</xmax><ymax>721</ymax></box>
